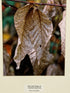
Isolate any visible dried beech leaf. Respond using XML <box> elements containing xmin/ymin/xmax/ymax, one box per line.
<box><xmin>61</xmin><ymin>0</ymin><xmax>66</xmax><ymax>5</ymax></box>
<box><xmin>33</xmin><ymin>41</ymin><xmax>54</xmax><ymax>75</ymax></box>
<box><xmin>43</xmin><ymin>0</ymin><xmax>62</xmax><ymax>18</ymax></box>
<box><xmin>3</xmin><ymin>48</ymin><xmax>11</xmax><ymax>75</ymax></box>
<box><xmin>14</xmin><ymin>4</ymin><xmax>53</xmax><ymax>68</ymax></box>
<box><xmin>46</xmin><ymin>64</ymin><xmax>64</xmax><ymax>75</ymax></box>
<box><xmin>58</xmin><ymin>10</ymin><xmax>66</xmax><ymax>57</ymax></box>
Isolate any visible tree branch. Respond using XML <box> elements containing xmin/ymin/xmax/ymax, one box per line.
<box><xmin>8</xmin><ymin>0</ymin><xmax>66</xmax><ymax>7</ymax></box>
<box><xmin>2</xmin><ymin>2</ymin><xmax>17</xmax><ymax>10</ymax></box>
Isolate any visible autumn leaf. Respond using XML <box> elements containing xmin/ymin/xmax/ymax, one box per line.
<box><xmin>2</xmin><ymin>5</ymin><xmax>5</xmax><ymax>11</ymax></box>
<box><xmin>27</xmin><ymin>0</ymin><xmax>35</xmax><ymax>3</ymax></box>
<box><xmin>4</xmin><ymin>44</ymin><xmax>11</xmax><ymax>56</ymax></box>
<box><xmin>3</xmin><ymin>33</ymin><xmax>11</xmax><ymax>43</ymax></box>
<box><xmin>33</xmin><ymin>42</ymin><xmax>54</xmax><ymax>75</ymax></box>
<box><xmin>14</xmin><ymin>4</ymin><xmax>53</xmax><ymax>69</ymax></box>
<box><xmin>34</xmin><ymin>0</ymin><xmax>41</xmax><ymax>3</ymax></box>
<box><xmin>43</xmin><ymin>0</ymin><xmax>62</xmax><ymax>18</ymax></box>
<box><xmin>46</xmin><ymin>64</ymin><xmax>64</xmax><ymax>75</ymax></box>
<box><xmin>61</xmin><ymin>0</ymin><xmax>66</xmax><ymax>5</ymax></box>
<box><xmin>3</xmin><ymin>48</ymin><xmax>11</xmax><ymax>75</ymax></box>
<box><xmin>58</xmin><ymin>10</ymin><xmax>66</xmax><ymax>57</ymax></box>
<box><xmin>27</xmin><ymin>0</ymin><xmax>41</xmax><ymax>3</ymax></box>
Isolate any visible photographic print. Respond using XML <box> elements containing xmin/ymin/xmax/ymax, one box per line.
<box><xmin>2</xmin><ymin>0</ymin><xmax>66</xmax><ymax>76</ymax></box>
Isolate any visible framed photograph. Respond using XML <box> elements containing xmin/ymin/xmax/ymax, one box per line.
<box><xmin>0</xmin><ymin>0</ymin><xmax>70</xmax><ymax>93</ymax></box>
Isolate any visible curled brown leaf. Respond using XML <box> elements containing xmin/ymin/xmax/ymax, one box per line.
<box><xmin>14</xmin><ymin>4</ymin><xmax>53</xmax><ymax>72</ymax></box>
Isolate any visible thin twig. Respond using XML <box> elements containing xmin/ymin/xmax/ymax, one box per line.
<box><xmin>8</xmin><ymin>0</ymin><xmax>66</xmax><ymax>7</ymax></box>
<box><xmin>2</xmin><ymin>2</ymin><xmax>17</xmax><ymax>10</ymax></box>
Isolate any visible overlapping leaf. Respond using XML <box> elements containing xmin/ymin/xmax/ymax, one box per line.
<box><xmin>33</xmin><ymin>42</ymin><xmax>54</xmax><ymax>75</ymax></box>
<box><xmin>46</xmin><ymin>64</ymin><xmax>63</xmax><ymax>75</ymax></box>
<box><xmin>14</xmin><ymin>4</ymin><xmax>53</xmax><ymax>68</ymax></box>
<box><xmin>43</xmin><ymin>0</ymin><xmax>62</xmax><ymax>18</ymax></box>
<box><xmin>59</xmin><ymin>10</ymin><xmax>66</xmax><ymax>57</ymax></box>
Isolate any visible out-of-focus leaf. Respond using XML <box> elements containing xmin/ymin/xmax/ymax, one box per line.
<box><xmin>3</xmin><ymin>16</ymin><xmax>14</xmax><ymax>29</ymax></box>
<box><xmin>14</xmin><ymin>4</ymin><xmax>53</xmax><ymax>68</ymax></box>
<box><xmin>43</xmin><ymin>0</ymin><xmax>62</xmax><ymax>19</ymax></box>
<box><xmin>15</xmin><ymin>3</ymin><xmax>21</xmax><ymax>8</ymax></box>
<box><xmin>27</xmin><ymin>0</ymin><xmax>41</xmax><ymax>3</ymax></box>
<box><xmin>34</xmin><ymin>0</ymin><xmax>41</xmax><ymax>3</ymax></box>
<box><xmin>4</xmin><ymin>44</ymin><xmax>11</xmax><ymax>56</ymax></box>
<box><xmin>61</xmin><ymin>0</ymin><xmax>66</xmax><ymax>5</ymax></box>
<box><xmin>6</xmin><ymin>0</ymin><xmax>15</xmax><ymax>6</ymax></box>
<box><xmin>3</xmin><ymin>7</ymin><xmax>11</xmax><ymax>17</ymax></box>
<box><xmin>46</xmin><ymin>64</ymin><xmax>64</xmax><ymax>75</ymax></box>
<box><xmin>3</xmin><ymin>48</ymin><xmax>11</xmax><ymax>75</ymax></box>
<box><xmin>58</xmin><ymin>10</ymin><xmax>66</xmax><ymax>57</ymax></box>
<box><xmin>3</xmin><ymin>24</ymin><xmax>9</xmax><ymax>33</ymax></box>
<box><xmin>2</xmin><ymin>5</ymin><xmax>5</xmax><ymax>11</ymax></box>
<box><xmin>27</xmin><ymin>0</ymin><xmax>35</xmax><ymax>3</ymax></box>
<box><xmin>3</xmin><ymin>33</ymin><xmax>11</xmax><ymax>43</ymax></box>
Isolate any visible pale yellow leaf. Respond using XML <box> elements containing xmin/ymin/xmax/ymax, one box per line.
<box><xmin>3</xmin><ymin>33</ymin><xmax>11</xmax><ymax>43</ymax></box>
